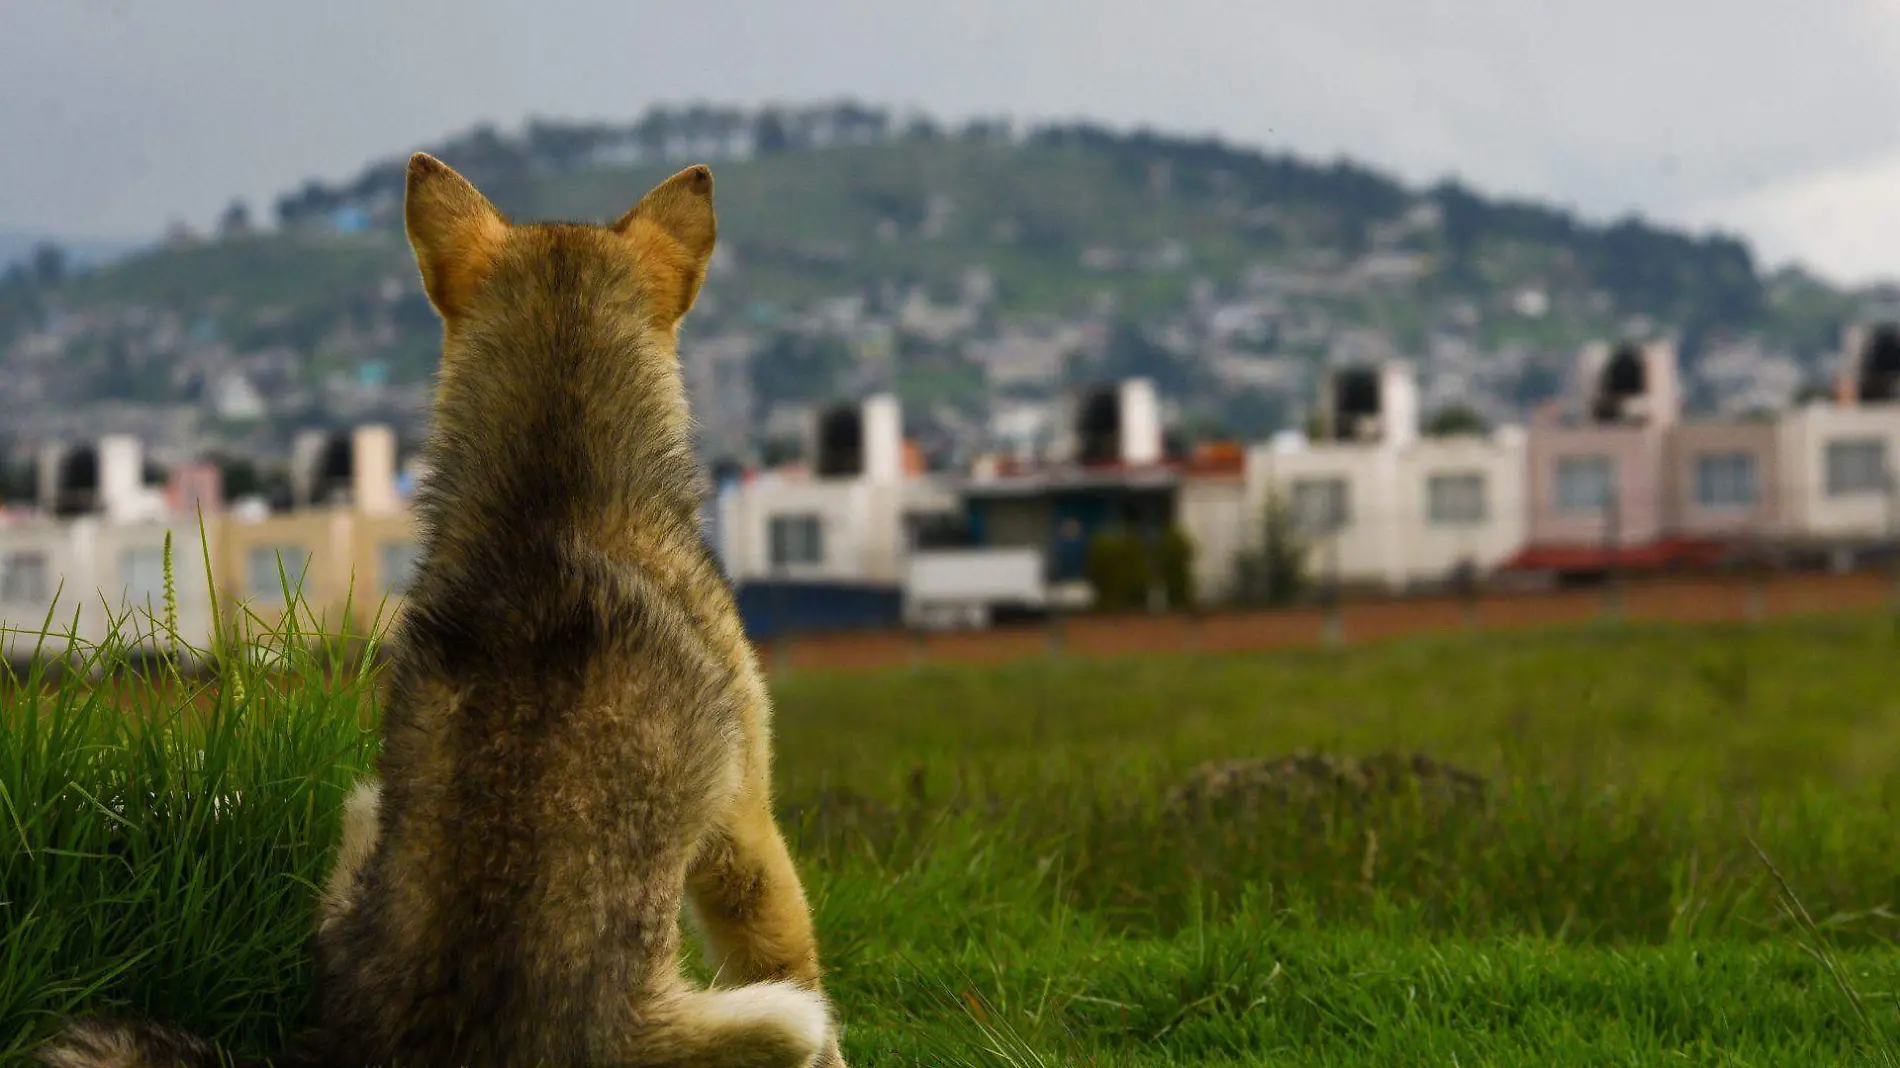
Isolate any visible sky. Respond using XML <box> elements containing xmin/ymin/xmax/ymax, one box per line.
<box><xmin>8</xmin><ymin>0</ymin><xmax>1900</xmax><ymax>285</ymax></box>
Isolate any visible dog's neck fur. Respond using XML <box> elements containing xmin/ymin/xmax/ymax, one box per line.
<box><xmin>409</xmin><ymin>245</ymin><xmax>706</xmax><ymax>586</ymax></box>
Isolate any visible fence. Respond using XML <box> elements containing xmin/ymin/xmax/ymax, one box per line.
<box><xmin>753</xmin><ymin>568</ymin><xmax>1900</xmax><ymax>675</ymax></box>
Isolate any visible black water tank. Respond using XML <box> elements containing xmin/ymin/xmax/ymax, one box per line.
<box><xmin>813</xmin><ymin>404</ymin><xmax>864</xmax><ymax>477</ymax></box>
<box><xmin>1859</xmin><ymin>324</ymin><xmax>1900</xmax><ymax>403</ymax></box>
<box><xmin>1076</xmin><ymin>387</ymin><xmax>1121</xmax><ymax>465</ymax></box>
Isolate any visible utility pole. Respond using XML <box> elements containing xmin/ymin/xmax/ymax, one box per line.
<box><xmin>771</xmin><ymin>560</ymin><xmax>791</xmax><ymax>677</ymax></box>
<box><xmin>1322</xmin><ymin>531</ymin><xmax>1344</xmax><ymax>648</ymax></box>
<box><xmin>1885</xmin><ymin>465</ymin><xmax>1900</xmax><ymax>610</ymax></box>
<box><xmin>1603</xmin><ymin>489</ymin><xmax>1624</xmax><ymax>625</ymax></box>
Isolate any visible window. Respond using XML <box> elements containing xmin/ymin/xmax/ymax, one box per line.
<box><xmin>1554</xmin><ymin>455</ymin><xmax>1615</xmax><ymax>514</ymax></box>
<box><xmin>380</xmin><ymin>540</ymin><xmax>422</xmax><ymax>594</ymax></box>
<box><xmin>246</xmin><ymin>545</ymin><xmax>312</xmax><ymax>602</ymax></box>
<box><xmin>1289</xmin><ymin>477</ymin><xmax>1350</xmax><ymax>535</ymax></box>
<box><xmin>120</xmin><ymin>547</ymin><xmax>166</xmax><ymax>605</ymax></box>
<box><xmin>1825</xmin><ymin>438</ymin><xmax>1888</xmax><ymax>497</ymax></box>
<box><xmin>1694</xmin><ymin>452</ymin><xmax>1758</xmax><ymax>509</ymax></box>
<box><xmin>0</xmin><ymin>552</ymin><xmax>48</xmax><ymax>603</ymax></box>
<box><xmin>1426</xmin><ymin>472</ymin><xmax>1487</xmax><ymax>525</ymax></box>
<box><xmin>768</xmin><ymin>514</ymin><xmax>823</xmax><ymax>567</ymax></box>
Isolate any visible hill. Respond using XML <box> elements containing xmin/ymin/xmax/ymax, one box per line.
<box><xmin>0</xmin><ymin>103</ymin><xmax>1882</xmax><ymax>468</ymax></box>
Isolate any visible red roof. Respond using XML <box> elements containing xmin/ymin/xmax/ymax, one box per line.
<box><xmin>1502</xmin><ymin>537</ymin><xmax>1729</xmax><ymax>573</ymax></box>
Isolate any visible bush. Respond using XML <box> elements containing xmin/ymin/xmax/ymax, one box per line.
<box><xmin>1086</xmin><ymin>526</ymin><xmax>1197</xmax><ymax>612</ymax></box>
<box><xmin>1233</xmin><ymin>490</ymin><xmax>1308</xmax><ymax>606</ymax></box>
<box><xmin>1086</xmin><ymin>529</ymin><xmax>1148</xmax><ymax>612</ymax></box>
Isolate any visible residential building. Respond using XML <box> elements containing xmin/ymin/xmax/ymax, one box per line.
<box><xmin>712</xmin><ymin>394</ymin><xmax>955</xmax><ymax>586</ymax></box>
<box><xmin>1241</xmin><ymin>362</ymin><xmax>1526</xmax><ymax>593</ymax></box>
<box><xmin>1517</xmin><ymin>340</ymin><xmax>1682</xmax><ymax>568</ymax></box>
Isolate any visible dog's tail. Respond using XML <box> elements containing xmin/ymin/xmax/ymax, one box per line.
<box><xmin>632</xmin><ymin>980</ymin><xmax>834</xmax><ymax>1068</ymax></box>
<box><xmin>34</xmin><ymin>1016</ymin><xmax>287</xmax><ymax>1068</ymax></box>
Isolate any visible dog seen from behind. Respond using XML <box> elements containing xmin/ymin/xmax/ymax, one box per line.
<box><xmin>38</xmin><ymin>154</ymin><xmax>846</xmax><ymax>1068</ymax></box>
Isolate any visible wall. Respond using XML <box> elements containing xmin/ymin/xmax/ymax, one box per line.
<box><xmin>91</xmin><ymin>519</ymin><xmax>219</xmax><ymax>653</ymax></box>
<box><xmin>1664</xmin><ymin>419</ymin><xmax>1783</xmax><ymax>539</ymax></box>
<box><xmin>1524</xmin><ymin>421</ymin><xmax>1666</xmax><ymax>547</ymax></box>
<box><xmin>716</xmin><ymin>476</ymin><xmax>910</xmax><ymax>585</ymax></box>
<box><xmin>212</xmin><ymin>510</ymin><xmax>357</xmax><ymax>632</ymax></box>
<box><xmin>1176</xmin><ymin>474</ymin><xmax>1248</xmax><ymax>602</ymax></box>
<box><xmin>1392</xmin><ymin>431</ymin><xmax>1528</xmax><ymax>580</ymax></box>
<box><xmin>0</xmin><ymin>517</ymin><xmax>100</xmax><ymax>658</ymax></box>
<box><xmin>1777</xmin><ymin>403</ymin><xmax>1900</xmax><ymax>543</ymax></box>
<box><xmin>1245</xmin><ymin>440</ymin><xmax>1403</xmax><ymax>588</ymax></box>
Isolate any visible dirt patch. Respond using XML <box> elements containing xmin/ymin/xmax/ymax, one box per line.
<box><xmin>1163</xmin><ymin>751</ymin><xmax>1489</xmax><ymax>822</ymax></box>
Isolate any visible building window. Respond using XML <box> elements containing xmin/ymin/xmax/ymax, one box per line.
<box><xmin>1426</xmin><ymin>472</ymin><xmax>1487</xmax><ymax>525</ymax></box>
<box><xmin>1825</xmin><ymin>438</ymin><xmax>1889</xmax><ymax>497</ymax></box>
<box><xmin>1290</xmin><ymin>477</ymin><xmax>1350</xmax><ymax>536</ymax></box>
<box><xmin>246</xmin><ymin>545</ymin><xmax>312</xmax><ymax>602</ymax></box>
<box><xmin>0</xmin><ymin>552</ymin><xmax>48</xmax><ymax>603</ymax></box>
<box><xmin>120</xmin><ymin>547</ymin><xmax>167</xmax><ymax>604</ymax></box>
<box><xmin>380</xmin><ymin>540</ymin><xmax>422</xmax><ymax>595</ymax></box>
<box><xmin>1694</xmin><ymin>452</ymin><xmax>1759</xmax><ymax>509</ymax></box>
<box><xmin>768</xmin><ymin>514</ymin><xmax>823</xmax><ymax>567</ymax></box>
<box><xmin>1554</xmin><ymin>455</ymin><xmax>1615</xmax><ymax>514</ymax></box>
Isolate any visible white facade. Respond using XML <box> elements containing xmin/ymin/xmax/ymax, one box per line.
<box><xmin>0</xmin><ymin>513</ymin><xmax>219</xmax><ymax>662</ymax></box>
<box><xmin>713</xmin><ymin>392</ymin><xmax>959</xmax><ymax>585</ymax></box>
<box><xmin>1176</xmin><ymin>474</ymin><xmax>1249</xmax><ymax>603</ymax></box>
<box><xmin>0</xmin><ymin>516</ymin><xmax>99</xmax><ymax>658</ymax></box>
<box><xmin>716</xmin><ymin>476</ymin><xmax>903</xmax><ymax>584</ymax></box>
<box><xmin>902</xmin><ymin>547</ymin><xmax>1045</xmax><ymax>628</ymax></box>
<box><xmin>1391</xmin><ymin>429</ymin><xmax>1528</xmax><ymax>581</ymax></box>
<box><xmin>1241</xmin><ymin>430</ymin><xmax>1526</xmax><ymax>591</ymax></box>
<box><xmin>1775</xmin><ymin>402</ymin><xmax>1900</xmax><ymax>543</ymax></box>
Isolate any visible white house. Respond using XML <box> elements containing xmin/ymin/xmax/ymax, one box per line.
<box><xmin>1239</xmin><ymin>361</ymin><xmax>1527</xmax><ymax>592</ymax></box>
<box><xmin>712</xmin><ymin>394</ymin><xmax>957</xmax><ymax>585</ymax></box>
<box><xmin>3</xmin><ymin>435</ymin><xmax>219</xmax><ymax>663</ymax></box>
<box><xmin>1774</xmin><ymin>399</ymin><xmax>1900</xmax><ymax>549</ymax></box>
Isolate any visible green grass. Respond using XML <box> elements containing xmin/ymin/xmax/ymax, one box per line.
<box><xmin>8</xmin><ymin>581</ymin><xmax>1900</xmax><ymax>1064</ymax></box>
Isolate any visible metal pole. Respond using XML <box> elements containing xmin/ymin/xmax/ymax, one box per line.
<box><xmin>1322</xmin><ymin>533</ymin><xmax>1343</xmax><ymax>648</ymax></box>
<box><xmin>1604</xmin><ymin>490</ymin><xmax>1623</xmax><ymax>625</ymax></box>
<box><xmin>771</xmin><ymin>565</ymin><xmax>791</xmax><ymax>676</ymax></box>
<box><xmin>1746</xmin><ymin>535</ymin><xmax>1767</xmax><ymax>624</ymax></box>
<box><xmin>1886</xmin><ymin>467</ymin><xmax>1900</xmax><ymax>610</ymax></box>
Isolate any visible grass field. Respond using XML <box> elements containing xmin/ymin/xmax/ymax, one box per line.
<box><xmin>6</xmin><ymin>599</ymin><xmax>1900</xmax><ymax>1065</ymax></box>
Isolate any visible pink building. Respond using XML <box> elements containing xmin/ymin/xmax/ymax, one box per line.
<box><xmin>1663</xmin><ymin>419</ymin><xmax>1783</xmax><ymax>542</ymax></box>
<box><xmin>1520</xmin><ymin>340</ymin><xmax>1680</xmax><ymax>557</ymax></box>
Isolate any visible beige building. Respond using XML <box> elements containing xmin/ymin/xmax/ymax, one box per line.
<box><xmin>1241</xmin><ymin>362</ymin><xmax>1528</xmax><ymax>593</ymax></box>
<box><xmin>0</xmin><ymin>425</ymin><xmax>418</xmax><ymax>662</ymax></box>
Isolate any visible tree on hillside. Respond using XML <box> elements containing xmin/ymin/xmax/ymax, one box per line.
<box><xmin>1424</xmin><ymin>404</ymin><xmax>1490</xmax><ymax>437</ymax></box>
<box><xmin>753</xmin><ymin>109</ymin><xmax>790</xmax><ymax>155</ymax></box>
<box><xmin>31</xmin><ymin>243</ymin><xmax>66</xmax><ymax>287</ymax></box>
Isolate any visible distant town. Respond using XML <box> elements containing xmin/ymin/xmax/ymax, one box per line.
<box><xmin>6</xmin><ymin>103</ymin><xmax>1900</xmax><ymax>649</ymax></box>
<box><xmin>1</xmin><ymin>102</ymin><xmax>1889</xmax><ymax>499</ymax></box>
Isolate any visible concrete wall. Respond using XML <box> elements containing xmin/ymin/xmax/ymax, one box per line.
<box><xmin>1664</xmin><ymin>419</ymin><xmax>1784</xmax><ymax>539</ymax></box>
<box><xmin>1776</xmin><ymin>403</ymin><xmax>1900</xmax><ymax>542</ymax></box>
<box><xmin>1392</xmin><ymin>430</ymin><xmax>1528</xmax><ymax>580</ymax></box>
<box><xmin>1176</xmin><ymin>474</ymin><xmax>1248</xmax><ymax>602</ymax></box>
<box><xmin>1525</xmin><ymin>421</ymin><xmax>1667</xmax><ymax>548</ymax></box>
<box><xmin>1243</xmin><ymin>429</ymin><xmax>1527</xmax><ymax>591</ymax></box>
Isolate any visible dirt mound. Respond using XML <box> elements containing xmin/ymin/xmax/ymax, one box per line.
<box><xmin>1163</xmin><ymin>751</ymin><xmax>1489</xmax><ymax>821</ymax></box>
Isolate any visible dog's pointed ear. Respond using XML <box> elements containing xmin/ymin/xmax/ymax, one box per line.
<box><xmin>404</xmin><ymin>153</ymin><xmax>509</xmax><ymax>320</ymax></box>
<box><xmin>611</xmin><ymin>165</ymin><xmax>717</xmax><ymax>329</ymax></box>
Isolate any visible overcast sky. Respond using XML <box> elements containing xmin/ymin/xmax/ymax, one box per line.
<box><xmin>9</xmin><ymin>0</ymin><xmax>1900</xmax><ymax>284</ymax></box>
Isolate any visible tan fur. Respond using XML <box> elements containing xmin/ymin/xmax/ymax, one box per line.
<box><xmin>315</xmin><ymin>779</ymin><xmax>380</xmax><ymax>941</ymax></box>
<box><xmin>38</xmin><ymin>155</ymin><xmax>844</xmax><ymax>1068</ymax></box>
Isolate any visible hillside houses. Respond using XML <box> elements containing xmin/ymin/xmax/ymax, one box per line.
<box><xmin>8</xmin><ymin>322</ymin><xmax>1900</xmax><ymax>654</ymax></box>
